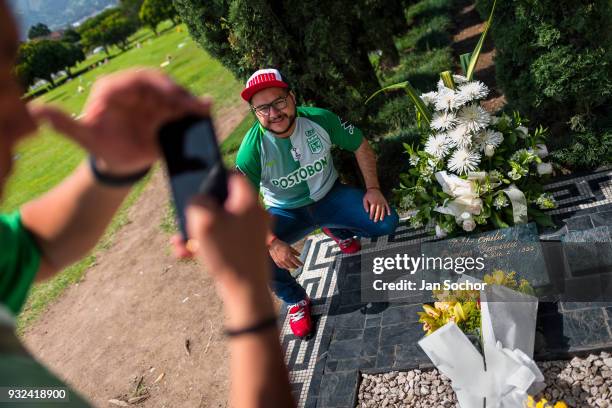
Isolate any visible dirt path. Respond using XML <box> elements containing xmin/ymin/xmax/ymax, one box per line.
<box><xmin>23</xmin><ymin>105</ymin><xmax>249</xmax><ymax>408</ymax></box>
<box><xmin>451</xmin><ymin>0</ymin><xmax>505</xmax><ymax>112</ymax></box>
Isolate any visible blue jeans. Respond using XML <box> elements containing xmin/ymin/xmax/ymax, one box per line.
<box><xmin>268</xmin><ymin>181</ymin><xmax>399</xmax><ymax>304</ymax></box>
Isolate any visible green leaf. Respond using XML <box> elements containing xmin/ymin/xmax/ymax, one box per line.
<box><xmin>466</xmin><ymin>0</ymin><xmax>497</xmax><ymax>81</ymax></box>
<box><xmin>460</xmin><ymin>53</ymin><xmax>471</xmax><ymax>75</ymax></box>
<box><xmin>365</xmin><ymin>81</ymin><xmax>432</xmax><ymax>123</ymax></box>
<box><xmin>440</xmin><ymin>71</ymin><xmax>456</xmax><ymax>90</ymax></box>
<box><xmin>400</xmin><ymin>174</ymin><xmax>412</xmax><ymax>186</ymax></box>
<box><xmin>528</xmin><ymin>208</ymin><xmax>556</xmax><ymax>227</ymax></box>
<box><xmin>508</xmin><ymin>132</ymin><xmax>517</xmax><ymax>145</ymax></box>
<box><xmin>402</xmin><ymin>142</ymin><xmax>414</xmax><ymax>154</ymax></box>
<box><xmin>491</xmin><ymin>212</ymin><xmax>509</xmax><ymax>229</ymax></box>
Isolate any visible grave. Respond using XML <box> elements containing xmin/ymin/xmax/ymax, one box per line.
<box><xmin>280</xmin><ymin>168</ymin><xmax>612</xmax><ymax>408</ymax></box>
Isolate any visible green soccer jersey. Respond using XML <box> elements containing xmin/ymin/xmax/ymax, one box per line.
<box><xmin>235</xmin><ymin>106</ymin><xmax>363</xmax><ymax>209</ymax></box>
<box><xmin>0</xmin><ymin>213</ymin><xmax>92</xmax><ymax>406</ymax></box>
<box><xmin>0</xmin><ymin>212</ymin><xmax>40</xmax><ymax>316</ymax></box>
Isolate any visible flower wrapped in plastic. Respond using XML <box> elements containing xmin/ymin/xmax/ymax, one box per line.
<box><xmin>418</xmin><ymin>275</ymin><xmax>545</xmax><ymax>408</ymax></box>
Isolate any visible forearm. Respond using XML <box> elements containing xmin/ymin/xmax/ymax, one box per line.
<box><xmin>221</xmin><ymin>281</ymin><xmax>294</xmax><ymax>408</ymax></box>
<box><xmin>354</xmin><ymin>140</ymin><xmax>380</xmax><ymax>189</ymax></box>
<box><xmin>21</xmin><ymin>161</ymin><xmax>131</xmax><ymax>278</ymax></box>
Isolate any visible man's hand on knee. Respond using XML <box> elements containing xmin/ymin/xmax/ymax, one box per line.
<box><xmin>269</xmin><ymin>239</ymin><xmax>303</xmax><ymax>270</ymax></box>
<box><xmin>363</xmin><ymin>188</ymin><xmax>392</xmax><ymax>222</ymax></box>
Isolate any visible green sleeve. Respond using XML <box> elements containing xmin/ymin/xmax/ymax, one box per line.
<box><xmin>0</xmin><ymin>212</ymin><xmax>41</xmax><ymax>316</ymax></box>
<box><xmin>298</xmin><ymin>106</ymin><xmax>364</xmax><ymax>151</ymax></box>
<box><xmin>235</xmin><ymin>123</ymin><xmax>263</xmax><ymax>191</ymax></box>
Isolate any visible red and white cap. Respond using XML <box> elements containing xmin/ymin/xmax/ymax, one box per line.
<box><xmin>241</xmin><ymin>68</ymin><xmax>289</xmax><ymax>102</ymax></box>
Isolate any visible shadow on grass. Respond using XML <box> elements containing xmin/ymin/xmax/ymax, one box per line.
<box><xmin>415</xmin><ymin>30</ymin><xmax>452</xmax><ymax>52</ymax></box>
<box><xmin>406</xmin><ymin>0</ymin><xmax>452</xmax><ymax>27</ymax></box>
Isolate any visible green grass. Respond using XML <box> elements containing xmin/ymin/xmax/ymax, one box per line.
<box><xmin>10</xmin><ymin>20</ymin><xmax>245</xmax><ymax>331</ymax></box>
<box><xmin>220</xmin><ymin>114</ymin><xmax>256</xmax><ymax>168</ymax></box>
<box><xmin>4</xmin><ymin>21</ymin><xmax>243</xmax><ymax>213</ymax></box>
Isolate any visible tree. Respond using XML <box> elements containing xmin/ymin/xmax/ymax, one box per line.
<box><xmin>120</xmin><ymin>0</ymin><xmax>145</xmax><ymax>21</ymax></box>
<box><xmin>28</xmin><ymin>23</ymin><xmax>51</xmax><ymax>40</ymax></box>
<box><xmin>139</xmin><ymin>0</ymin><xmax>179</xmax><ymax>34</ymax></box>
<box><xmin>101</xmin><ymin>13</ymin><xmax>138</xmax><ymax>50</ymax></box>
<box><xmin>355</xmin><ymin>0</ymin><xmax>405</xmax><ymax>70</ymax></box>
<box><xmin>79</xmin><ymin>8</ymin><xmax>138</xmax><ymax>53</ymax></box>
<box><xmin>174</xmin><ymin>0</ymin><xmax>382</xmax><ymax>128</ymax></box>
<box><xmin>58</xmin><ymin>41</ymin><xmax>86</xmax><ymax>77</ymax></box>
<box><xmin>475</xmin><ymin>0</ymin><xmax>612</xmax><ymax>168</ymax></box>
<box><xmin>62</xmin><ymin>28</ymin><xmax>81</xmax><ymax>44</ymax></box>
<box><xmin>15</xmin><ymin>40</ymin><xmax>85</xmax><ymax>88</ymax></box>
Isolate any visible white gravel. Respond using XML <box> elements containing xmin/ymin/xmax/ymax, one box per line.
<box><xmin>356</xmin><ymin>351</ymin><xmax>612</xmax><ymax>408</ymax></box>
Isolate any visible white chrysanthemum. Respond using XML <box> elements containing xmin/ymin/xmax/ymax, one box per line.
<box><xmin>453</xmin><ymin>74</ymin><xmax>468</xmax><ymax>84</ymax></box>
<box><xmin>420</xmin><ymin>91</ymin><xmax>438</xmax><ymax>106</ymax></box>
<box><xmin>475</xmin><ymin>129</ymin><xmax>504</xmax><ymax>151</ymax></box>
<box><xmin>448</xmin><ymin>148</ymin><xmax>481</xmax><ymax>175</ymax></box>
<box><xmin>424</xmin><ymin>133</ymin><xmax>450</xmax><ymax>159</ymax></box>
<box><xmin>458</xmin><ymin>81</ymin><xmax>489</xmax><ymax>101</ymax></box>
<box><xmin>447</xmin><ymin>124</ymin><xmax>472</xmax><ymax>149</ymax></box>
<box><xmin>434</xmin><ymin>88</ymin><xmax>468</xmax><ymax>112</ymax></box>
<box><xmin>457</xmin><ymin>104</ymin><xmax>491</xmax><ymax>133</ymax></box>
<box><xmin>431</xmin><ymin>111</ymin><xmax>458</xmax><ymax>131</ymax></box>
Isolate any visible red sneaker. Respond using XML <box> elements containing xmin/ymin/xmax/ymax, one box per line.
<box><xmin>287</xmin><ymin>298</ymin><xmax>313</xmax><ymax>338</ymax></box>
<box><xmin>322</xmin><ymin>227</ymin><xmax>361</xmax><ymax>254</ymax></box>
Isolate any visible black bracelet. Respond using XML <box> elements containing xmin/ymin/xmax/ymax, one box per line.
<box><xmin>224</xmin><ymin>316</ymin><xmax>278</xmax><ymax>337</ymax></box>
<box><xmin>88</xmin><ymin>156</ymin><xmax>151</xmax><ymax>187</ymax></box>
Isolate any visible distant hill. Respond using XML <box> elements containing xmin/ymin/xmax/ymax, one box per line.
<box><xmin>8</xmin><ymin>0</ymin><xmax>118</xmax><ymax>38</ymax></box>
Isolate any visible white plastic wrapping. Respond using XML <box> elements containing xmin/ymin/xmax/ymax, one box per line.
<box><xmin>417</xmin><ymin>279</ymin><xmax>544</xmax><ymax>408</ymax></box>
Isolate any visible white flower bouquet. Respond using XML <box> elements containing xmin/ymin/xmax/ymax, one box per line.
<box><xmin>368</xmin><ymin>0</ymin><xmax>556</xmax><ymax>235</ymax></box>
<box><xmin>418</xmin><ymin>275</ymin><xmax>545</xmax><ymax>408</ymax></box>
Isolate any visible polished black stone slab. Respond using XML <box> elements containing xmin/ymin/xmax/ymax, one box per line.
<box><xmin>281</xmin><ymin>169</ymin><xmax>612</xmax><ymax>407</ymax></box>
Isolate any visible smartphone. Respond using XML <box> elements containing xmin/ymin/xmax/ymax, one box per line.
<box><xmin>158</xmin><ymin>115</ymin><xmax>228</xmax><ymax>240</ymax></box>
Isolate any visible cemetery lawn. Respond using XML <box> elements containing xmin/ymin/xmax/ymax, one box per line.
<box><xmin>12</xmin><ymin>21</ymin><xmax>246</xmax><ymax>333</ymax></box>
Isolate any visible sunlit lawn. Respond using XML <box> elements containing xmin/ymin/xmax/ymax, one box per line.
<box><xmin>11</xmin><ymin>20</ymin><xmax>246</xmax><ymax>332</ymax></box>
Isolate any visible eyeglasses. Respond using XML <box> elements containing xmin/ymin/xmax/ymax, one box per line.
<box><xmin>251</xmin><ymin>94</ymin><xmax>290</xmax><ymax>116</ymax></box>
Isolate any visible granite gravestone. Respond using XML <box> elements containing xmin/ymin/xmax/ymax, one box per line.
<box><xmin>421</xmin><ymin>222</ymin><xmax>549</xmax><ymax>286</ymax></box>
<box><xmin>360</xmin><ymin>223</ymin><xmax>551</xmax><ymax>303</ymax></box>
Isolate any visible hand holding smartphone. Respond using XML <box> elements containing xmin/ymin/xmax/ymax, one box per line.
<box><xmin>158</xmin><ymin>115</ymin><xmax>228</xmax><ymax>240</ymax></box>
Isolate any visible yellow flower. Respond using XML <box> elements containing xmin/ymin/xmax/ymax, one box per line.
<box><xmin>423</xmin><ymin>304</ymin><xmax>441</xmax><ymax>318</ymax></box>
<box><xmin>453</xmin><ymin>303</ymin><xmax>466</xmax><ymax>321</ymax></box>
<box><xmin>525</xmin><ymin>396</ymin><xmax>568</xmax><ymax>408</ymax></box>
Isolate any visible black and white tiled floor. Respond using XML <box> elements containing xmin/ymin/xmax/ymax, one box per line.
<box><xmin>279</xmin><ymin>168</ymin><xmax>612</xmax><ymax>408</ymax></box>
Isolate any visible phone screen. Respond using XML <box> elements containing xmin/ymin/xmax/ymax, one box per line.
<box><xmin>159</xmin><ymin>116</ymin><xmax>228</xmax><ymax>239</ymax></box>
